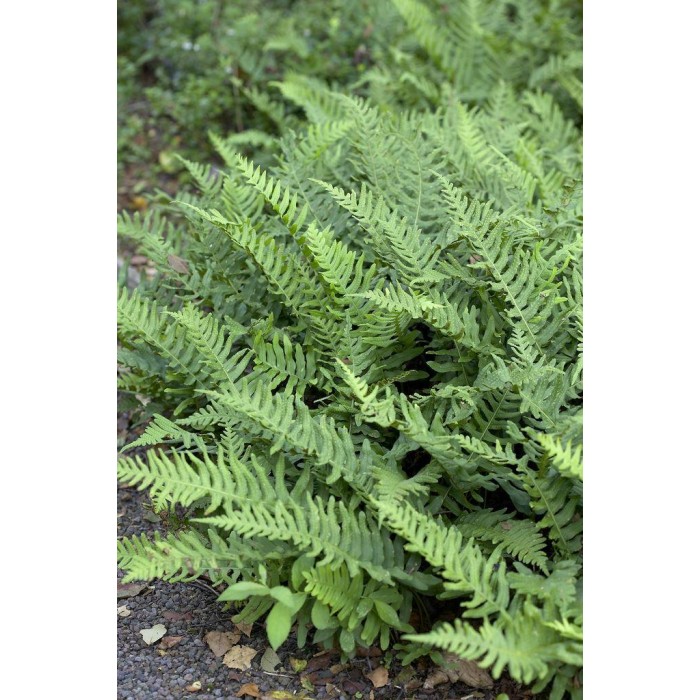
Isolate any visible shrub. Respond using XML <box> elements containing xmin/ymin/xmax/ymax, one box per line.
<box><xmin>118</xmin><ymin>2</ymin><xmax>582</xmax><ymax>698</ymax></box>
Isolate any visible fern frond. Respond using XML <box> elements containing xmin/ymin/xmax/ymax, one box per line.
<box><xmin>536</xmin><ymin>433</ymin><xmax>583</xmax><ymax>481</ymax></box>
<box><xmin>198</xmin><ymin>494</ymin><xmax>396</xmax><ymax>584</ymax></box>
<box><xmin>373</xmin><ymin>499</ymin><xmax>510</xmax><ymax>618</ymax></box>
<box><xmin>456</xmin><ymin>509</ymin><xmax>549</xmax><ymax>574</ymax></box>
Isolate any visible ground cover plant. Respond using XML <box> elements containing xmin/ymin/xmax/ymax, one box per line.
<box><xmin>118</xmin><ymin>1</ymin><xmax>582</xmax><ymax>697</ymax></box>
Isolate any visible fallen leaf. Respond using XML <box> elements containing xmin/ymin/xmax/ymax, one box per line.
<box><xmin>163</xmin><ymin>610</ymin><xmax>194</xmax><ymax>622</ymax></box>
<box><xmin>223</xmin><ymin>645</ymin><xmax>258</xmax><ymax>670</ymax></box>
<box><xmin>117</xmin><ymin>582</ymin><xmax>146</xmax><ymax>599</ymax></box>
<box><xmin>234</xmin><ymin>622</ymin><xmax>253</xmax><ymax>637</ymax></box>
<box><xmin>260</xmin><ymin>647</ymin><xmax>282</xmax><ymax>672</ymax></box>
<box><xmin>305</xmin><ymin>651</ymin><xmax>336</xmax><ymax>672</ymax></box>
<box><xmin>140</xmin><ymin>624</ymin><xmax>167</xmax><ymax>645</ymax></box>
<box><xmin>143</xmin><ymin>511</ymin><xmax>161</xmax><ymax>523</ymax></box>
<box><xmin>500</xmin><ymin>521</ymin><xmax>513</xmax><ymax>531</ymax></box>
<box><xmin>130</xmin><ymin>255</ymin><xmax>149</xmax><ymax>266</ymax></box>
<box><xmin>185</xmin><ymin>681</ymin><xmax>202</xmax><ymax>692</ymax></box>
<box><xmin>329</xmin><ymin>663</ymin><xmax>349</xmax><ymax>674</ymax></box>
<box><xmin>205</xmin><ymin>631</ymin><xmax>241</xmax><ymax>657</ymax></box>
<box><xmin>289</xmin><ymin>657</ymin><xmax>307</xmax><ymax>673</ymax></box>
<box><xmin>168</xmin><ymin>253</ymin><xmax>190</xmax><ymax>274</ymax></box>
<box><xmin>160</xmin><ymin>636</ymin><xmax>184</xmax><ymax>649</ymax></box>
<box><xmin>300</xmin><ymin>676</ymin><xmax>314</xmax><ymax>691</ymax></box>
<box><xmin>236</xmin><ymin>683</ymin><xmax>261</xmax><ymax>698</ymax></box>
<box><xmin>443</xmin><ymin>653</ymin><xmax>494</xmax><ymax>689</ymax></box>
<box><xmin>262</xmin><ymin>692</ymin><xmax>311</xmax><ymax>700</ymax></box>
<box><xmin>405</xmin><ymin>678</ymin><xmax>422</xmax><ymax>692</ymax></box>
<box><xmin>424</xmin><ymin>669</ymin><xmax>450</xmax><ymax>690</ymax></box>
<box><xmin>366</xmin><ymin>666</ymin><xmax>389</xmax><ymax>689</ymax></box>
<box><xmin>325</xmin><ymin>682</ymin><xmax>341</xmax><ymax>696</ymax></box>
<box><xmin>132</xmin><ymin>196</ymin><xmax>148</xmax><ymax>212</ymax></box>
<box><xmin>117</xmin><ymin>605</ymin><xmax>132</xmax><ymax>618</ymax></box>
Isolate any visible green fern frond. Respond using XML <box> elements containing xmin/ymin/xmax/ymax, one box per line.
<box><xmin>373</xmin><ymin>499</ymin><xmax>510</xmax><ymax>618</ymax></box>
<box><xmin>198</xmin><ymin>494</ymin><xmax>396</xmax><ymax>584</ymax></box>
<box><xmin>537</xmin><ymin>433</ymin><xmax>583</xmax><ymax>481</ymax></box>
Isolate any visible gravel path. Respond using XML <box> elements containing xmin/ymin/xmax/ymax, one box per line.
<box><xmin>117</xmin><ymin>482</ymin><xmax>532</xmax><ymax>700</ymax></box>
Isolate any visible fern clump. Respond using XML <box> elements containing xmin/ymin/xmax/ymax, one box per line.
<box><xmin>118</xmin><ymin>3</ymin><xmax>582</xmax><ymax>698</ymax></box>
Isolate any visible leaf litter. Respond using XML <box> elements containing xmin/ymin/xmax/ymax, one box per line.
<box><xmin>205</xmin><ymin>630</ymin><xmax>241</xmax><ymax>657</ymax></box>
<box><xmin>139</xmin><ymin>624</ymin><xmax>167</xmax><ymax>645</ymax></box>
<box><xmin>223</xmin><ymin>645</ymin><xmax>258</xmax><ymax>671</ymax></box>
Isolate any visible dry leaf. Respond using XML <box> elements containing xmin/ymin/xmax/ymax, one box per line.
<box><xmin>132</xmin><ymin>196</ymin><xmax>148</xmax><ymax>212</ymax></box>
<box><xmin>117</xmin><ymin>582</ymin><xmax>146</xmax><ymax>599</ymax></box>
<box><xmin>330</xmin><ymin>663</ymin><xmax>349</xmax><ymax>674</ymax></box>
<box><xmin>168</xmin><ymin>254</ymin><xmax>190</xmax><ymax>274</ymax></box>
<box><xmin>289</xmin><ymin>657</ymin><xmax>307</xmax><ymax>673</ymax></box>
<box><xmin>443</xmin><ymin>653</ymin><xmax>493</xmax><ymax>689</ymax></box>
<box><xmin>117</xmin><ymin>605</ymin><xmax>132</xmax><ymax>618</ymax></box>
<box><xmin>366</xmin><ymin>666</ymin><xmax>389</xmax><ymax>688</ymax></box>
<box><xmin>260</xmin><ymin>647</ymin><xmax>282</xmax><ymax>672</ymax></box>
<box><xmin>223</xmin><ymin>645</ymin><xmax>258</xmax><ymax>670</ymax></box>
<box><xmin>185</xmin><ymin>681</ymin><xmax>202</xmax><ymax>692</ymax></box>
<box><xmin>160</xmin><ymin>636</ymin><xmax>184</xmax><ymax>649</ymax></box>
<box><xmin>236</xmin><ymin>683</ymin><xmax>261</xmax><ymax>698</ymax></box>
<box><xmin>500</xmin><ymin>521</ymin><xmax>513</xmax><ymax>531</ymax></box>
<box><xmin>262</xmin><ymin>692</ymin><xmax>311</xmax><ymax>700</ymax></box>
<box><xmin>424</xmin><ymin>669</ymin><xmax>450</xmax><ymax>690</ymax></box>
<box><xmin>163</xmin><ymin>610</ymin><xmax>194</xmax><ymax>622</ymax></box>
<box><xmin>234</xmin><ymin>622</ymin><xmax>253</xmax><ymax>637</ymax></box>
<box><xmin>205</xmin><ymin>631</ymin><xmax>241</xmax><ymax>657</ymax></box>
<box><xmin>140</xmin><ymin>624</ymin><xmax>167</xmax><ymax>645</ymax></box>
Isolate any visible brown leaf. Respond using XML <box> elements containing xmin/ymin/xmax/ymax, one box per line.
<box><xmin>423</xmin><ymin>669</ymin><xmax>450</xmax><ymax>690</ymax></box>
<box><xmin>131</xmin><ymin>196</ymin><xmax>148</xmax><ymax>212</ymax></box>
<box><xmin>443</xmin><ymin>653</ymin><xmax>493</xmax><ymax>689</ymax></box>
<box><xmin>160</xmin><ymin>636</ymin><xmax>184</xmax><ymax>649</ymax></box>
<box><xmin>236</xmin><ymin>683</ymin><xmax>261</xmax><ymax>698</ymax></box>
<box><xmin>366</xmin><ymin>666</ymin><xmax>389</xmax><ymax>689</ymax></box>
<box><xmin>163</xmin><ymin>610</ymin><xmax>194</xmax><ymax>622</ymax></box>
<box><xmin>185</xmin><ymin>681</ymin><xmax>202</xmax><ymax>692</ymax></box>
<box><xmin>305</xmin><ymin>651</ymin><xmax>337</xmax><ymax>672</ymax></box>
<box><xmin>205</xmin><ymin>631</ymin><xmax>241</xmax><ymax>657</ymax></box>
<box><xmin>405</xmin><ymin>678</ymin><xmax>422</xmax><ymax>692</ymax></box>
<box><xmin>329</xmin><ymin>663</ymin><xmax>349</xmax><ymax>674</ymax></box>
<box><xmin>117</xmin><ymin>605</ymin><xmax>132</xmax><ymax>618</ymax></box>
<box><xmin>168</xmin><ymin>253</ymin><xmax>190</xmax><ymax>274</ymax></box>
<box><xmin>234</xmin><ymin>622</ymin><xmax>253</xmax><ymax>637</ymax></box>
<box><xmin>117</xmin><ymin>582</ymin><xmax>146</xmax><ymax>599</ymax></box>
<box><xmin>222</xmin><ymin>645</ymin><xmax>258</xmax><ymax>670</ymax></box>
<box><xmin>262</xmin><ymin>692</ymin><xmax>312</xmax><ymax>700</ymax></box>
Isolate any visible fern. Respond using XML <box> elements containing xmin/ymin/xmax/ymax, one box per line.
<box><xmin>117</xmin><ymin>7</ymin><xmax>583</xmax><ymax>694</ymax></box>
